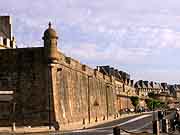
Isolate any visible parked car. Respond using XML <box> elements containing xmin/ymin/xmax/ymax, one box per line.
<box><xmin>129</xmin><ymin>108</ymin><xmax>134</xmax><ymax>112</ymax></box>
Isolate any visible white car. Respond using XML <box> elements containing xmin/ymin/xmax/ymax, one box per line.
<box><xmin>130</xmin><ymin>108</ymin><xmax>134</xmax><ymax>112</ymax></box>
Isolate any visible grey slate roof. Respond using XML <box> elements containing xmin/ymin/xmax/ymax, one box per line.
<box><xmin>97</xmin><ymin>65</ymin><xmax>130</xmax><ymax>81</ymax></box>
<box><xmin>135</xmin><ymin>80</ymin><xmax>163</xmax><ymax>90</ymax></box>
<box><xmin>135</xmin><ymin>80</ymin><xmax>147</xmax><ymax>89</ymax></box>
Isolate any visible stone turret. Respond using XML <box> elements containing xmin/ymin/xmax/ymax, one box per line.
<box><xmin>42</xmin><ymin>22</ymin><xmax>59</xmax><ymax>63</ymax></box>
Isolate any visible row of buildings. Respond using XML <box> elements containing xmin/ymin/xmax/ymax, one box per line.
<box><xmin>97</xmin><ymin>65</ymin><xmax>180</xmax><ymax>99</ymax></box>
<box><xmin>134</xmin><ymin>80</ymin><xmax>180</xmax><ymax>98</ymax></box>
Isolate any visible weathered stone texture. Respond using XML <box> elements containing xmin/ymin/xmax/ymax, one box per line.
<box><xmin>0</xmin><ymin>48</ymin><xmax>49</xmax><ymax>126</ymax></box>
<box><xmin>116</xmin><ymin>96</ymin><xmax>134</xmax><ymax>111</ymax></box>
<box><xmin>55</xmin><ymin>54</ymin><xmax>117</xmax><ymax>124</ymax></box>
<box><xmin>0</xmin><ymin>47</ymin><xmax>137</xmax><ymax>127</ymax></box>
<box><xmin>42</xmin><ymin>52</ymin><xmax>136</xmax><ymax>126</ymax></box>
<box><xmin>0</xmin><ymin>47</ymin><xmax>137</xmax><ymax>128</ymax></box>
<box><xmin>0</xmin><ymin>19</ymin><xmax>139</xmax><ymax>129</ymax></box>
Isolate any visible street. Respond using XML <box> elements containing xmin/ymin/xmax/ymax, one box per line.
<box><xmin>4</xmin><ymin>113</ymin><xmax>153</xmax><ymax>135</ymax></box>
<box><xmin>62</xmin><ymin>113</ymin><xmax>152</xmax><ymax>135</ymax></box>
<box><xmin>6</xmin><ymin>112</ymin><xmax>177</xmax><ymax>135</ymax></box>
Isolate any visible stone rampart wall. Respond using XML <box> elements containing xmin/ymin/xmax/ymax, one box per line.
<box><xmin>0</xmin><ymin>47</ymin><xmax>136</xmax><ymax>127</ymax></box>
<box><xmin>0</xmin><ymin>48</ymin><xmax>49</xmax><ymax>126</ymax></box>
<box><xmin>53</xmin><ymin>52</ymin><xmax>135</xmax><ymax>125</ymax></box>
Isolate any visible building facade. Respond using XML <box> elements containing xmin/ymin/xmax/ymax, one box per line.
<box><xmin>135</xmin><ymin>80</ymin><xmax>166</xmax><ymax>97</ymax></box>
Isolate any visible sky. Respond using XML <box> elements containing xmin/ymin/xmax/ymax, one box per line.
<box><xmin>1</xmin><ymin>0</ymin><xmax>180</xmax><ymax>84</ymax></box>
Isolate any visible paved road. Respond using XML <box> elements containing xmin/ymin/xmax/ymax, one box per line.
<box><xmin>0</xmin><ymin>113</ymin><xmax>153</xmax><ymax>135</ymax></box>
<box><xmin>2</xmin><ymin>111</ymin><xmax>180</xmax><ymax>135</ymax></box>
<box><xmin>62</xmin><ymin>113</ymin><xmax>152</xmax><ymax>135</ymax></box>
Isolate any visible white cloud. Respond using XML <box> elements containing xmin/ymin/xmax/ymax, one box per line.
<box><xmin>62</xmin><ymin>42</ymin><xmax>155</xmax><ymax>66</ymax></box>
<box><xmin>1</xmin><ymin>0</ymin><xmax>180</xmax><ymax>82</ymax></box>
<box><xmin>133</xmin><ymin>70</ymin><xmax>180</xmax><ymax>84</ymax></box>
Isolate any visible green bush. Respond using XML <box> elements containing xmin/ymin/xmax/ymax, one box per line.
<box><xmin>145</xmin><ymin>99</ymin><xmax>162</xmax><ymax>110</ymax></box>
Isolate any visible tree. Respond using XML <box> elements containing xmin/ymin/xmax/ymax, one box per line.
<box><xmin>147</xmin><ymin>92</ymin><xmax>167</xmax><ymax>110</ymax></box>
<box><xmin>145</xmin><ymin>99</ymin><xmax>162</xmax><ymax>110</ymax></box>
<box><xmin>130</xmin><ymin>96</ymin><xmax>139</xmax><ymax>111</ymax></box>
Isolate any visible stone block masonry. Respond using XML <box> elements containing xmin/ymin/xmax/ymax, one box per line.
<box><xmin>55</xmin><ymin>54</ymin><xmax>117</xmax><ymax>124</ymax></box>
<box><xmin>0</xmin><ymin>20</ymin><xmax>136</xmax><ymax>129</ymax></box>
<box><xmin>0</xmin><ymin>48</ymin><xmax>49</xmax><ymax>126</ymax></box>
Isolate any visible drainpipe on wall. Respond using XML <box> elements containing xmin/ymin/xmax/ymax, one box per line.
<box><xmin>87</xmin><ymin>75</ymin><xmax>92</xmax><ymax>124</ymax></box>
<box><xmin>106</xmin><ymin>85</ymin><xmax>110</xmax><ymax>120</ymax></box>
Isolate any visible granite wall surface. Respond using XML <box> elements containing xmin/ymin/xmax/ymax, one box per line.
<box><xmin>0</xmin><ymin>48</ymin><xmax>50</xmax><ymax>126</ymax></box>
<box><xmin>0</xmin><ymin>47</ymin><xmax>136</xmax><ymax>127</ymax></box>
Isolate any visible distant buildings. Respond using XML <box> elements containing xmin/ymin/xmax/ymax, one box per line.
<box><xmin>134</xmin><ymin>80</ymin><xmax>180</xmax><ymax>99</ymax></box>
<box><xmin>168</xmin><ymin>84</ymin><xmax>180</xmax><ymax>97</ymax></box>
<box><xmin>97</xmin><ymin>65</ymin><xmax>132</xmax><ymax>85</ymax></box>
<box><xmin>97</xmin><ymin>66</ymin><xmax>180</xmax><ymax>100</ymax></box>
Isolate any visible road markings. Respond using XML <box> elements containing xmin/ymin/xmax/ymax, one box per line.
<box><xmin>71</xmin><ymin>114</ymin><xmax>151</xmax><ymax>133</ymax></box>
<box><xmin>116</xmin><ymin>114</ymin><xmax>151</xmax><ymax>127</ymax></box>
<box><xmin>130</xmin><ymin>121</ymin><xmax>151</xmax><ymax>132</ymax></box>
